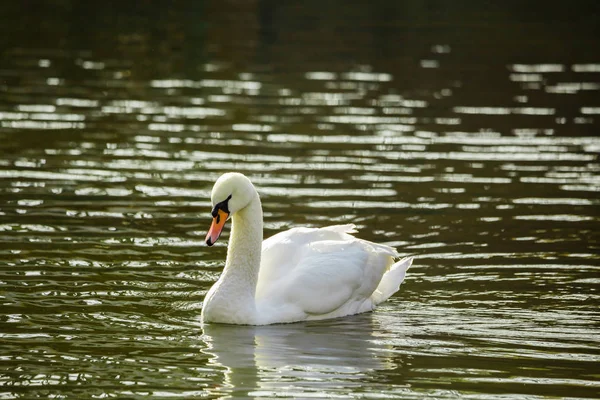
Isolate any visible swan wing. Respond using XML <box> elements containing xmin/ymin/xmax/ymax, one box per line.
<box><xmin>255</xmin><ymin>225</ymin><xmax>400</xmax><ymax>323</ymax></box>
<box><xmin>257</xmin><ymin>224</ymin><xmax>359</xmax><ymax>293</ymax></box>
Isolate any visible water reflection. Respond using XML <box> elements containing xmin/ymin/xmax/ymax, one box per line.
<box><xmin>201</xmin><ymin>315</ymin><xmax>400</xmax><ymax>398</ymax></box>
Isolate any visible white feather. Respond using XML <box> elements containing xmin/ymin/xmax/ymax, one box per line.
<box><xmin>201</xmin><ymin>173</ymin><xmax>412</xmax><ymax>325</ymax></box>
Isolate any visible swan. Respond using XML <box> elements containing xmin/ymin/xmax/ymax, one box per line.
<box><xmin>201</xmin><ymin>172</ymin><xmax>412</xmax><ymax>325</ymax></box>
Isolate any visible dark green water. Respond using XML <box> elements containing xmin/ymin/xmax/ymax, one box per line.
<box><xmin>1</xmin><ymin>1</ymin><xmax>599</xmax><ymax>398</ymax></box>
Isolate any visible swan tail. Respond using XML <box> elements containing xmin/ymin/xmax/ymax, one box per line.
<box><xmin>372</xmin><ymin>256</ymin><xmax>413</xmax><ymax>305</ymax></box>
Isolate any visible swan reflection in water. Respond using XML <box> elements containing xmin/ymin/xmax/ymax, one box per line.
<box><xmin>201</xmin><ymin>313</ymin><xmax>401</xmax><ymax>398</ymax></box>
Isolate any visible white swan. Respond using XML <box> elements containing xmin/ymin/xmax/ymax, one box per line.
<box><xmin>201</xmin><ymin>172</ymin><xmax>412</xmax><ymax>325</ymax></box>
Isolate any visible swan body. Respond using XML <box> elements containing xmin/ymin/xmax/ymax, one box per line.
<box><xmin>201</xmin><ymin>173</ymin><xmax>412</xmax><ymax>325</ymax></box>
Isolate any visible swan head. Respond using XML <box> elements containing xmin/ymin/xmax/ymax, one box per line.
<box><xmin>205</xmin><ymin>172</ymin><xmax>256</xmax><ymax>246</ymax></box>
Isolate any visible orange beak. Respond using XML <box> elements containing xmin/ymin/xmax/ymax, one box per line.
<box><xmin>205</xmin><ymin>209</ymin><xmax>229</xmax><ymax>246</ymax></box>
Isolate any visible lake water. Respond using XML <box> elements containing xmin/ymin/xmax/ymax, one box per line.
<box><xmin>1</xmin><ymin>1</ymin><xmax>599</xmax><ymax>399</ymax></box>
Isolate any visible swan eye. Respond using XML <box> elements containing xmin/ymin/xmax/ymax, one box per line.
<box><xmin>211</xmin><ymin>194</ymin><xmax>233</xmax><ymax>217</ymax></box>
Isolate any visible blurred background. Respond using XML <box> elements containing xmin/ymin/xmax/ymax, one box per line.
<box><xmin>0</xmin><ymin>1</ymin><xmax>599</xmax><ymax>399</ymax></box>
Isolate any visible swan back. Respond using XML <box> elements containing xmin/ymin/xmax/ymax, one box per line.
<box><xmin>253</xmin><ymin>224</ymin><xmax>411</xmax><ymax>324</ymax></box>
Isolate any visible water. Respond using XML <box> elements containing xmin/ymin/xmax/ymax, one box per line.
<box><xmin>1</xmin><ymin>1</ymin><xmax>599</xmax><ymax>398</ymax></box>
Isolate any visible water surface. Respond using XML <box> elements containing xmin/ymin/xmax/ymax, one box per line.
<box><xmin>1</xmin><ymin>1</ymin><xmax>599</xmax><ymax>399</ymax></box>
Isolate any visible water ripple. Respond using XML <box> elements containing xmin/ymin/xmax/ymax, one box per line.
<box><xmin>0</xmin><ymin>3</ymin><xmax>598</xmax><ymax>399</ymax></box>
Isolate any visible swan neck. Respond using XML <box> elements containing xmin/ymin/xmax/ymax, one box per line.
<box><xmin>225</xmin><ymin>193</ymin><xmax>263</xmax><ymax>282</ymax></box>
<box><xmin>202</xmin><ymin>193</ymin><xmax>263</xmax><ymax>324</ymax></box>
